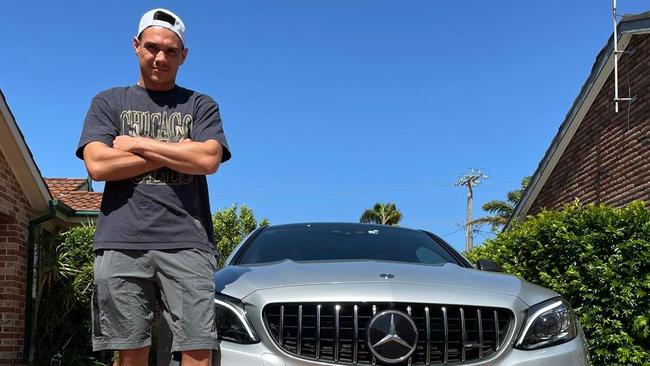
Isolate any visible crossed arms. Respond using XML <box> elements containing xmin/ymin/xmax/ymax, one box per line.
<box><xmin>83</xmin><ymin>136</ymin><xmax>223</xmax><ymax>181</ymax></box>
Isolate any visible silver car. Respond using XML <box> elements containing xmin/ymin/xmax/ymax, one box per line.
<box><xmin>202</xmin><ymin>223</ymin><xmax>589</xmax><ymax>366</ymax></box>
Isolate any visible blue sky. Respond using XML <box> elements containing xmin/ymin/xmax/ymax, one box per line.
<box><xmin>2</xmin><ymin>1</ymin><xmax>648</xmax><ymax>252</ymax></box>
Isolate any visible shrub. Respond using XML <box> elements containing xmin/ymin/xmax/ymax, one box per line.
<box><xmin>467</xmin><ymin>200</ymin><xmax>650</xmax><ymax>365</ymax></box>
<box><xmin>34</xmin><ymin>224</ymin><xmax>110</xmax><ymax>365</ymax></box>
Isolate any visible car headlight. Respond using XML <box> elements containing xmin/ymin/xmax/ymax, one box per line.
<box><xmin>214</xmin><ymin>293</ymin><xmax>259</xmax><ymax>344</ymax></box>
<box><xmin>515</xmin><ymin>298</ymin><xmax>578</xmax><ymax>350</ymax></box>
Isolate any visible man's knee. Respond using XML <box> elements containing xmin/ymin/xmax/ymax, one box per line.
<box><xmin>181</xmin><ymin>349</ymin><xmax>211</xmax><ymax>366</ymax></box>
<box><xmin>119</xmin><ymin>346</ymin><xmax>150</xmax><ymax>366</ymax></box>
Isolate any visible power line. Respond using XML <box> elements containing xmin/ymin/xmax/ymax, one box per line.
<box><xmin>440</xmin><ymin>228</ymin><xmax>464</xmax><ymax>238</ymax></box>
<box><xmin>474</xmin><ymin>229</ymin><xmax>496</xmax><ymax>236</ymax></box>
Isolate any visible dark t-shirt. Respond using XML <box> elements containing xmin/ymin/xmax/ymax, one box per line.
<box><xmin>76</xmin><ymin>85</ymin><xmax>231</xmax><ymax>254</ymax></box>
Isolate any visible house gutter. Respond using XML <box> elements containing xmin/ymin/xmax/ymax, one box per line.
<box><xmin>54</xmin><ymin>200</ymin><xmax>99</xmax><ymax>218</ymax></box>
<box><xmin>72</xmin><ymin>211</ymin><xmax>101</xmax><ymax>217</ymax></box>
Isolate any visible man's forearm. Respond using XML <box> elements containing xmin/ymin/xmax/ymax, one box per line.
<box><xmin>95</xmin><ymin>153</ymin><xmax>163</xmax><ymax>181</ymax></box>
<box><xmin>124</xmin><ymin>137</ymin><xmax>222</xmax><ymax>175</ymax></box>
<box><xmin>84</xmin><ymin>141</ymin><xmax>163</xmax><ymax>181</ymax></box>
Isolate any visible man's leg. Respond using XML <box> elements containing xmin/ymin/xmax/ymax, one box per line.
<box><xmin>181</xmin><ymin>349</ymin><xmax>211</xmax><ymax>366</ymax></box>
<box><xmin>92</xmin><ymin>250</ymin><xmax>157</xmax><ymax>363</ymax></box>
<box><xmin>119</xmin><ymin>346</ymin><xmax>150</xmax><ymax>366</ymax></box>
<box><xmin>153</xmin><ymin>249</ymin><xmax>218</xmax><ymax>362</ymax></box>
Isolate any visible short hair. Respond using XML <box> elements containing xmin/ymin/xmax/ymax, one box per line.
<box><xmin>137</xmin><ymin>30</ymin><xmax>185</xmax><ymax>50</ymax></box>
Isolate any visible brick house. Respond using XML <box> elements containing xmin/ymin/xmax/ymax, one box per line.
<box><xmin>510</xmin><ymin>13</ymin><xmax>650</xmax><ymax>223</ymax></box>
<box><xmin>0</xmin><ymin>89</ymin><xmax>101</xmax><ymax>365</ymax></box>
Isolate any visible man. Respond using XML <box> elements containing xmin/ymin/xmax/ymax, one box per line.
<box><xmin>76</xmin><ymin>8</ymin><xmax>231</xmax><ymax>366</ymax></box>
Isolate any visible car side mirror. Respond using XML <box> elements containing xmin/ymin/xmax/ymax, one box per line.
<box><xmin>476</xmin><ymin>259</ymin><xmax>502</xmax><ymax>272</ymax></box>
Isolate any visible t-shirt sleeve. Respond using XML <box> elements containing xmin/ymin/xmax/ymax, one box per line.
<box><xmin>192</xmin><ymin>95</ymin><xmax>232</xmax><ymax>163</ymax></box>
<box><xmin>76</xmin><ymin>95</ymin><xmax>118</xmax><ymax>160</ymax></box>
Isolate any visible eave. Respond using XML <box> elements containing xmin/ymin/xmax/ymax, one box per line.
<box><xmin>0</xmin><ymin>89</ymin><xmax>51</xmax><ymax>214</ymax></box>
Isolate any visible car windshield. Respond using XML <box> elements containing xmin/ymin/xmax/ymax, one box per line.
<box><xmin>236</xmin><ymin>223</ymin><xmax>459</xmax><ymax>266</ymax></box>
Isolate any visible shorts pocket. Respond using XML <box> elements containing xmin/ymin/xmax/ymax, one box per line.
<box><xmin>177</xmin><ymin>279</ymin><xmax>216</xmax><ymax>344</ymax></box>
<box><xmin>92</xmin><ymin>284</ymin><xmax>102</xmax><ymax>337</ymax></box>
<box><xmin>96</xmin><ymin>278</ymin><xmax>136</xmax><ymax>339</ymax></box>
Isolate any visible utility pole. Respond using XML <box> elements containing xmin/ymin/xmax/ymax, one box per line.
<box><xmin>456</xmin><ymin>170</ymin><xmax>487</xmax><ymax>252</ymax></box>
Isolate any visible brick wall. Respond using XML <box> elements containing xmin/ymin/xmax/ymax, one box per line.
<box><xmin>529</xmin><ymin>33</ymin><xmax>650</xmax><ymax>214</ymax></box>
<box><xmin>0</xmin><ymin>149</ymin><xmax>32</xmax><ymax>365</ymax></box>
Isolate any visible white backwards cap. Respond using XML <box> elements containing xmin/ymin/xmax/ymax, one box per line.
<box><xmin>138</xmin><ymin>8</ymin><xmax>186</xmax><ymax>46</ymax></box>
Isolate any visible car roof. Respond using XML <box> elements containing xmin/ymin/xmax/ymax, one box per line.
<box><xmin>261</xmin><ymin>222</ymin><xmax>426</xmax><ymax>234</ymax></box>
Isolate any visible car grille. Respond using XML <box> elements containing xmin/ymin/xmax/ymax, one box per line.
<box><xmin>263</xmin><ymin>302</ymin><xmax>512</xmax><ymax>365</ymax></box>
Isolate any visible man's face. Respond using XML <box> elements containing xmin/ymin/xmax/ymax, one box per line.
<box><xmin>134</xmin><ymin>26</ymin><xmax>188</xmax><ymax>91</ymax></box>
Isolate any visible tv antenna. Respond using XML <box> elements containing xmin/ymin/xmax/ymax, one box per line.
<box><xmin>612</xmin><ymin>0</ymin><xmax>636</xmax><ymax>113</ymax></box>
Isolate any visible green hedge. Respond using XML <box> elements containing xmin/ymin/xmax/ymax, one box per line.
<box><xmin>34</xmin><ymin>225</ymin><xmax>109</xmax><ymax>365</ymax></box>
<box><xmin>466</xmin><ymin>200</ymin><xmax>650</xmax><ymax>365</ymax></box>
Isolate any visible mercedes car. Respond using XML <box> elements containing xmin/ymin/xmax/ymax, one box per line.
<box><xmin>208</xmin><ymin>222</ymin><xmax>589</xmax><ymax>366</ymax></box>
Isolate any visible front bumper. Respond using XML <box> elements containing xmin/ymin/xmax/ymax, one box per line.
<box><xmin>212</xmin><ymin>333</ymin><xmax>589</xmax><ymax>366</ymax></box>
<box><xmin>207</xmin><ymin>283</ymin><xmax>588</xmax><ymax>366</ymax></box>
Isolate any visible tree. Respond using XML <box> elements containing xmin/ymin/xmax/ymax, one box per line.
<box><xmin>359</xmin><ymin>202</ymin><xmax>402</xmax><ymax>226</ymax></box>
<box><xmin>473</xmin><ymin>176</ymin><xmax>530</xmax><ymax>231</ymax></box>
<box><xmin>212</xmin><ymin>204</ymin><xmax>269</xmax><ymax>267</ymax></box>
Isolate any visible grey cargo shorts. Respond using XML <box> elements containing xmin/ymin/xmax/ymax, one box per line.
<box><xmin>92</xmin><ymin>248</ymin><xmax>218</xmax><ymax>352</ymax></box>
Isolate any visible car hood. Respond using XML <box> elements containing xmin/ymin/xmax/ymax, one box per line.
<box><xmin>215</xmin><ymin>260</ymin><xmax>556</xmax><ymax>306</ymax></box>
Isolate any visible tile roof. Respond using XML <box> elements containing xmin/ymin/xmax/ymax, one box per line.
<box><xmin>44</xmin><ymin>178</ymin><xmax>102</xmax><ymax>212</ymax></box>
<box><xmin>44</xmin><ymin>178</ymin><xmax>87</xmax><ymax>196</ymax></box>
<box><xmin>62</xmin><ymin>191</ymin><xmax>103</xmax><ymax>211</ymax></box>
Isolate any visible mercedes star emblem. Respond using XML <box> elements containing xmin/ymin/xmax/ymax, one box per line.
<box><xmin>367</xmin><ymin>310</ymin><xmax>418</xmax><ymax>363</ymax></box>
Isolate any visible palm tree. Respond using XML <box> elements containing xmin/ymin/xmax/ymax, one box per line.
<box><xmin>360</xmin><ymin>203</ymin><xmax>403</xmax><ymax>225</ymax></box>
<box><xmin>473</xmin><ymin>176</ymin><xmax>531</xmax><ymax>231</ymax></box>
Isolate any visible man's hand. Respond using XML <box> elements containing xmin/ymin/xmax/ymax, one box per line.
<box><xmin>127</xmin><ymin>137</ymin><xmax>223</xmax><ymax>175</ymax></box>
<box><xmin>113</xmin><ymin>135</ymin><xmax>142</xmax><ymax>153</ymax></box>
